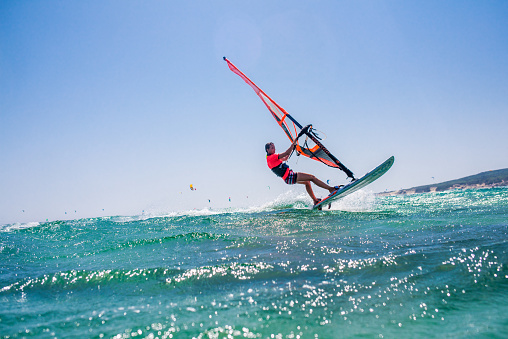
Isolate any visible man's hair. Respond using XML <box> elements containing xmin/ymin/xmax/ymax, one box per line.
<box><xmin>265</xmin><ymin>142</ymin><xmax>273</xmax><ymax>154</ymax></box>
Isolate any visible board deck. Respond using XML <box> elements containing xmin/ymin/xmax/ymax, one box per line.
<box><xmin>313</xmin><ymin>156</ymin><xmax>395</xmax><ymax>210</ymax></box>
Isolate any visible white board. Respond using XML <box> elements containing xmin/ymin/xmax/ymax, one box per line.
<box><xmin>313</xmin><ymin>156</ymin><xmax>395</xmax><ymax>210</ymax></box>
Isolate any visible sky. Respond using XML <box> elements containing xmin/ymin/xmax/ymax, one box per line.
<box><xmin>1</xmin><ymin>1</ymin><xmax>507</xmax><ymax>224</ymax></box>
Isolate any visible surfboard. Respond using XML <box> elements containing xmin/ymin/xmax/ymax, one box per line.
<box><xmin>313</xmin><ymin>156</ymin><xmax>395</xmax><ymax>210</ymax></box>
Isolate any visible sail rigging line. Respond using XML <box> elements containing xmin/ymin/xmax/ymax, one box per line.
<box><xmin>296</xmin><ymin>125</ymin><xmax>355</xmax><ymax>180</ymax></box>
<box><xmin>224</xmin><ymin>57</ymin><xmax>355</xmax><ymax>181</ymax></box>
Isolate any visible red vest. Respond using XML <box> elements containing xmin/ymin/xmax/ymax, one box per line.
<box><xmin>266</xmin><ymin>153</ymin><xmax>290</xmax><ymax>179</ymax></box>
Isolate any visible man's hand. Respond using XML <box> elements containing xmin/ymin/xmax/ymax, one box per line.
<box><xmin>279</xmin><ymin>139</ymin><xmax>298</xmax><ymax>160</ymax></box>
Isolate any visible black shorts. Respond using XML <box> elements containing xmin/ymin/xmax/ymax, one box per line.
<box><xmin>284</xmin><ymin>170</ymin><xmax>297</xmax><ymax>185</ymax></box>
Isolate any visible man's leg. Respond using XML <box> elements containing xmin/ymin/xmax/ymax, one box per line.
<box><xmin>300</xmin><ymin>181</ymin><xmax>319</xmax><ymax>205</ymax></box>
<box><xmin>296</xmin><ymin>173</ymin><xmax>335</xmax><ymax>193</ymax></box>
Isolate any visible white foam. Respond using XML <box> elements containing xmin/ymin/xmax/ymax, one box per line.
<box><xmin>326</xmin><ymin>189</ymin><xmax>376</xmax><ymax>212</ymax></box>
<box><xmin>114</xmin><ymin>189</ymin><xmax>377</xmax><ymax>221</ymax></box>
<box><xmin>0</xmin><ymin>221</ymin><xmax>40</xmax><ymax>233</ymax></box>
<box><xmin>254</xmin><ymin>190</ymin><xmax>311</xmax><ymax>211</ymax></box>
<box><xmin>133</xmin><ymin>190</ymin><xmax>312</xmax><ymax>220</ymax></box>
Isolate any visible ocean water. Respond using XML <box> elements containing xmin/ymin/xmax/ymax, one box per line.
<box><xmin>1</xmin><ymin>188</ymin><xmax>507</xmax><ymax>338</ymax></box>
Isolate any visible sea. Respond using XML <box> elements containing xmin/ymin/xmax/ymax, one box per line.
<box><xmin>1</xmin><ymin>187</ymin><xmax>507</xmax><ymax>338</ymax></box>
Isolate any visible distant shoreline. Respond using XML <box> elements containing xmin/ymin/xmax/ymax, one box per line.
<box><xmin>378</xmin><ymin>168</ymin><xmax>508</xmax><ymax>197</ymax></box>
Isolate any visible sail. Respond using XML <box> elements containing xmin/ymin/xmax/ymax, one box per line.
<box><xmin>223</xmin><ymin>57</ymin><xmax>300</xmax><ymax>142</ymax></box>
<box><xmin>224</xmin><ymin>57</ymin><xmax>355</xmax><ymax>180</ymax></box>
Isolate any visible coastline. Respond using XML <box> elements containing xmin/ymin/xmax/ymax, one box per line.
<box><xmin>378</xmin><ymin>168</ymin><xmax>508</xmax><ymax>197</ymax></box>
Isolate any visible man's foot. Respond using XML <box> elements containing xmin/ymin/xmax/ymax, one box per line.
<box><xmin>328</xmin><ymin>185</ymin><xmax>344</xmax><ymax>195</ymax></box>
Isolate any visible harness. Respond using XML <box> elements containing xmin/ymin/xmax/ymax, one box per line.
<box><xmin>271</xmin><ymin>162</ymin><xmax>289</xmax><ymax>178</ymax></box>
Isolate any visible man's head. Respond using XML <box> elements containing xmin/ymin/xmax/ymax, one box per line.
<box><xmin>265</xmin><ymin>142</ymin><xmax>275</xmax><ymax>155</ymax></box>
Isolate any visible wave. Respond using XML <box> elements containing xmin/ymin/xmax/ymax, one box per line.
<box><xmin>2</xmin><ymin>188</ymin><xmax>506</xmax><ymax>235</ymax></box>
<box><xmin>135</xmin><ymin>189</ymin><xmax>379</xmax><ymax>220</ymax></box>
<box><xmin>5</xmin><ymin>243</ymin><xmax>503</xmax><ymax>295</ymax></box>
<box><xmin>0</xmin><ymin>189</ymin><xmax>427</xmax><ymax>233</ymax></box>
<box><xmin>0</xmin><ymin>262</ymin><xmax>278</xmax><ymax>294</ymax></box>
<box><xmin>0</xmin><ymin>267</ymin><xmax>179</xmax><ymax>293</ymax></box>
<box><xmin>35</xmin><ymin>231</ymin><xmax>238</xmax><ymax>261</ymax></box>
<box><xmin>105</xmin><ymin>232</ymin><xmax>233</xmax><ymax>253</ymax></box>
<box><xmin>0</xmin><ymin>221</ymin><xmax>40</xmax><ymax>233</ymax></box>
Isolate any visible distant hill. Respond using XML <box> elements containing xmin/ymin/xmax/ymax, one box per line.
<box><xmin>379</xmin><ymin>168</ymin><xmax>508</xmax><ymax>196</ymax></box>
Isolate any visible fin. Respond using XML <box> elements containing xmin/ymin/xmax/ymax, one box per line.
<box><xmin>314</xmin><ymin>199</ymin><xmax>323</xmax><ymax>210</ymax></box>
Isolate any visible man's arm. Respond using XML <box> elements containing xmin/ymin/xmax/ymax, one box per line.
<box><xmin>278</xmin><ymin>138</ymin><xmax>298</xmax><ymax>160</ymax></box>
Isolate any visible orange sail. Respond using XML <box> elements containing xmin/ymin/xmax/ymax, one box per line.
<box><xmin>224</xmin><ymin>57</ymin><xmax>355</xmax><ymax>180</ymax></box>
<box><xmin>224</xmin><ymin>57</ymin><xmax>299</xmax><ymax>143</ymax></box>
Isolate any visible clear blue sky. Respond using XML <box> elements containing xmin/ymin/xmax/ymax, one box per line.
<box><xmin>1</xmin><ymin>1</ymin><xmax>507</xmax><ymax>224</ymax></box>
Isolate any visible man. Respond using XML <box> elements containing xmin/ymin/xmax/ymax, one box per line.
<box><xmin>265</xmin><ymin>139</ymin><xmax>340</xmax><ymax>206</ymax></box>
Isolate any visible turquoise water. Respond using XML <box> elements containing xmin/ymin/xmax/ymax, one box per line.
<box><xmin>1</xmin><ymin>188</ymin><xmax>507</xmax><ymax>338</ymax></box>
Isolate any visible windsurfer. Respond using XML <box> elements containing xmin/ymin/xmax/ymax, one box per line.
<box><xmin>265</xmin><ymin>139</ymin><xmax>339</xmax><ymax>206</ymax></box>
